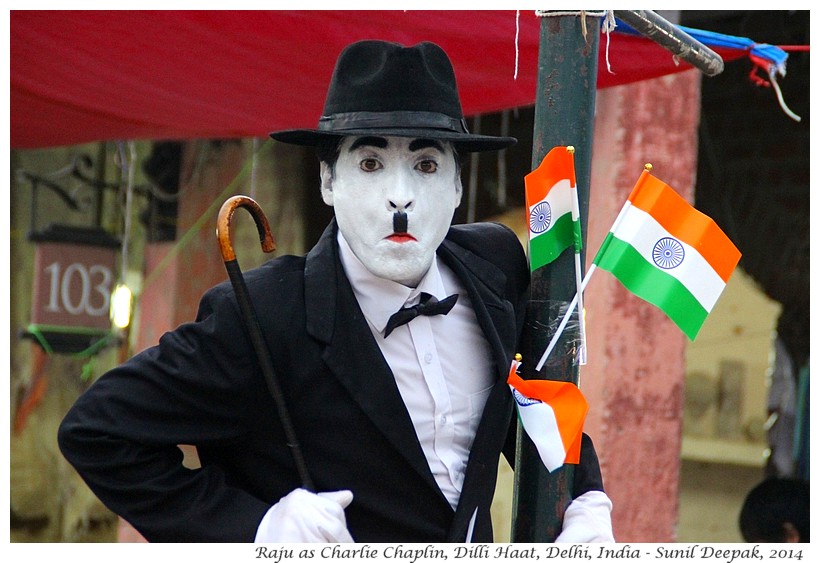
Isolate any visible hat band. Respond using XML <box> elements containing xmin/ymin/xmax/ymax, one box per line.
<box><xmin>318</xmin><ymin>111</ymin><xmax>469</xmax><ymax>135</ymax></box>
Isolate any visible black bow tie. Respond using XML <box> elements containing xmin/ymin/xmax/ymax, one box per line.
<box><xmin>383</xmin><ymin>292</ymin><xmax>458</xmax><ymax>337</ymax></box>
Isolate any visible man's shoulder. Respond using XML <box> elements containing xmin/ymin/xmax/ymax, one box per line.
<box><xmin>444</xmin><ymin>222</ymin><xmax>528</xmax><ymax>290</ymax></box>
<box><xmin>250</xmin><ymin>253</ymin><xmax>307</xmax><ymax>276</ymax></box>
<box><xmin>446</xmin><ymin>221</ymin><xmax>523</xmax><ymax>256</ymax></box>
<box><xmin>209</xmin><ymin>253</ymin><xmax>308</xmax><ymax>302</ymax></box>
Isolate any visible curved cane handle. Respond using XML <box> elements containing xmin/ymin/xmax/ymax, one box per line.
<box><xmin>217</xmin><ymin>195</ymin><xmax>276</xmax><ymax>262</ymax></box>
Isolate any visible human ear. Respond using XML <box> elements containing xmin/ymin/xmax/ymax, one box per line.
<box><xmin>453</xmin><ymin>178</ymin><xmax>463</xmax><ymax>208</ymax></box>
<box><xmin>320</xmin><ymin>162</ymin><xmax>334</xmax><ymax>206</ymax></box>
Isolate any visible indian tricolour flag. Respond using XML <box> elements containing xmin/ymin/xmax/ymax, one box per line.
<box><xmin>525</xmin><ymin>146</ymin><xmax>581</xmax><ymax>272</ymax></box>
<box><xmin>507</xmin><ymin>359</ymin><xmax>588</xmax><ymax>472</ymax></box>
<box><xmin>592</xmin><ymin>169</ymin><xmax>742</xmax><ymax>340</ymax></box>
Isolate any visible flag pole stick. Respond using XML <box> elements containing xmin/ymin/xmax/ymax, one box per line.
<box><xmin>534</xmin><ymin>163</ymin><xmax>655</xmax><ymax>372</ymax></box>
<box><xmin>573</xmin><ymin>250</ymin><xmax>587</xmax><ymax>365</ymax></box>
<box><xmin>567</xmin><ymin>146</ymin><xmax>587</xmax><ymax>366</ymax></box>
<box><xmin>535</xmin><ymin>265</ymin><xmax>596</xmax><ymax>372</ymax></box>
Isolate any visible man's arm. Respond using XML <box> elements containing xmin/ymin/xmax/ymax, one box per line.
<box><xmin>58</xmin><ymin>282</ymin><xmax>275</xmax><ymax>542</ymax></box>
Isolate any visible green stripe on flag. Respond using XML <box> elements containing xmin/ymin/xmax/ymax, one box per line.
<box><xmin>530</xmin><ymin>213</ymin><xmax>575</xmax><ymax>271</ymax></box>
<box><xmin>572</xmin><ymin>217</ymin><xmax>583</xmax><ymax>253</ymax></box>
<box><xmin>593</xmin><ymin>235</ymin><xmax>708</xmax><ymax>339</ymax></box>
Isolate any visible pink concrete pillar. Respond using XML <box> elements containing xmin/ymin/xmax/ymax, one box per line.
<box><xmin>583</xmin><ymin>70</ymin><xmax>702</xmax><ymax>541</ymax></box>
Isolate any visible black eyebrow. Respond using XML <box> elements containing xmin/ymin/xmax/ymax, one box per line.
<box><xmin>408</xmin><ymin>139</ymin><xmax>445</xmax><ymax>153</ymax></box>
<box><xmin>348</xmin><ymin>136</ymin><xmax>388</xmax><ymax>151</ymax></box>
<box><xmin>347</xmin><ymin>136</ymin><xmax>445</xmax><ymax>153</ymax></box>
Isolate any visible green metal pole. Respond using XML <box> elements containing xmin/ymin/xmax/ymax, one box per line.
<box><xmin>511</xmin><ymin>11</ymin><xmax>599</xmax><ymax>542</ymax></box>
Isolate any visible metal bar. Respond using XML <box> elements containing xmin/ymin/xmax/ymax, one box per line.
<box><xmin>511</xmin><ymin>11</ymin><xmax>599</xmax><ymax>542</ymax></box>
<box><xmin>614</xmin><ymin>10</ymin><xmax>724</xmax><ymax>76</ymax></box>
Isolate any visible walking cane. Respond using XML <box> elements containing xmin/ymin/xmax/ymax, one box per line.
<box><xmin>216</xmin><ymin>195</ymin><xmax>314</xmax><ymax>491</ymax></box>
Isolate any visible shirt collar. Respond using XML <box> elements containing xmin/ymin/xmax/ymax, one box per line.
<box><xmin>337</xmin><ymin>231</ymin><xmax>448</xmax><ymax>334</ymax></box>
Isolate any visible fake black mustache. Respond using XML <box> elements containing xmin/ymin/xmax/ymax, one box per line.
<box><xmin>393</xmin><ymin>211</ymin><xmax>408</xmax><ymax>233</ymax></box>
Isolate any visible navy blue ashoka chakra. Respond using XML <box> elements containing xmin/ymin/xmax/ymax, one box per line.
<box><xmin>512</xmin><ymin>387</ymin><xmax>541</xmax><ymax>407</ymax></box>
<box><xmin>529</xmin><ymin>202</ymin><xmax>552</xmax><ymax>234</ymax></box>
<box><xmin>652</xmin><ymin>237</ymin><xmax>685</xmax><ymax>269</ymax></box>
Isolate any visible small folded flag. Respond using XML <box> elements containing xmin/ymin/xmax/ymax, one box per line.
<box><xmin>592</xmin><ymin>169</ymin><xmax>742</xmax><ymax>340</ymax></box>
<box><xmin>507</xmin><ymin>359</ymin><xmax>588</xmax><ymax>472</ymax></box>
<box><xmin>525</xmin><ymin>146</ymin><xmax>580</xmax><ymax>272</ymax></box>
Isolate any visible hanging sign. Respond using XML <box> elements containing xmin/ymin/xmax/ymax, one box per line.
<box><xmin>28</xmin><ymin>224</ymin><xmax>120</xmax><ymax>354</ymax></box>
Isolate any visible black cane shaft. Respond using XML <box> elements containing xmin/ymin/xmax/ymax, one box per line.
<box><xmin>224</xmin><ymin>260</ymin><xmax>315</xmax><ymax>492</ymax></box>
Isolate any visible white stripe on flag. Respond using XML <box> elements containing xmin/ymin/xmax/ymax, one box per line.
<box><xmin>512</xmin><ymin>388</ymin><xmax>566</xmax><ymax>471</ymax></box>
<box><xmin>530</xmin><ymin>179</ymin><xmax>573</xmax><ymax>236</ymax></box>
<box><xmin>612</xmin><ymin>205</ymin><xmax>727</xmax><ymax>311</ymax></box>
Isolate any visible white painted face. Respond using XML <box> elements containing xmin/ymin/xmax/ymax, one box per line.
<box><xmin>320</xmin><ymin>135</ymin><xmax>463</xmax><ymax>287</ymax></box>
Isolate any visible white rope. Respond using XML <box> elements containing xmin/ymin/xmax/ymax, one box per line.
<box><xmin>535</xmin><ymin>10</ymin><xmax>609</xmax><ymax>18</ymax></box>
<box><xmin>117</xmin><ymin>141</ymin><xmax>137</xmax><ymax>283</ymax></box>
<box><xmin>601</xmin><ymin>10</ymin><xmax>616</xmax><ymax>74</ymax></box>
<box><xmin>514</xmin><ymin>10</ymin><xmax>520</xmax><ymax>79</ymax></box>
<box><xmin>768</xmin><ymin>66</ymin><xmax>802</xmax><ymax>122</ymax></box>
<box><xmin>534</xmin><ymin>10</ymin><xmax>617</xmax><ymax>74</ymax></box>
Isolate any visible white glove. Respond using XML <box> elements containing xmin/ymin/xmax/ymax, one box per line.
<box><xmin>555</xmin><ymin>490</ymin><xmax>615</xmax><ymax>543</ymax></box>
<box><xmin>254</xmin><ymin>488</ymin><xmax>355</xmax><ymax>543</ymax></box>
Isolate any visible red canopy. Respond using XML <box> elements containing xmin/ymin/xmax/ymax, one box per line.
<box><xmin>11</xmin><ymin>10</ymin><xmax>752</xmax><ymax>149</ymax></box>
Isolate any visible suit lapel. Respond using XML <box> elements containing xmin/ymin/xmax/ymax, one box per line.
<box><xmin>305</xmin><ymin>221</ymin><xmax>445</xmax><ymax>498</ymax></box>
<box><xmin>438</xmin><ymin>237</ymin><xmax>518</xmax><ymax>541</ymax></box>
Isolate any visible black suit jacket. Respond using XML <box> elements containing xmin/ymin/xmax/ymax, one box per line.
<box><xmin>58</xmin><ymin>219</ymin><xmax>601</xmax><ymax>542</ymax></box>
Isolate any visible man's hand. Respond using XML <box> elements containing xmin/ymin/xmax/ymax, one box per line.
<box><xmin>555</xmin><ymin>490</ymin><xmax>615</xmax><ymax>543</ymax></box>
<box><xmin>254</xmin><ymin>488</ymin><xmax>355</xmax><ymax>543</ymax></box>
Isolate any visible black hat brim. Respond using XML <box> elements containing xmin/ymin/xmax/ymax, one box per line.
<box><xmin>269</xmin><ymin>127</ymin><xmax>517</xmax><ymax>153</ymax></box>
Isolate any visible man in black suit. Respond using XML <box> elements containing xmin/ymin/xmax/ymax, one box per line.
<box><xmin>59</xmin><ymin>40</ymin><xmax>613</xmax><ymax>543</ymax></box>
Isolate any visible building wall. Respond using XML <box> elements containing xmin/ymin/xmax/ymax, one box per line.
<box><xmin>10</xmin><ymin>143</ymin><xmax>146</xmax><ymax>542</ymax></box>
<box><xmin>677</xmin><ymin>267</ymin><xmax>780</xmax><ymax>542</ymax></box>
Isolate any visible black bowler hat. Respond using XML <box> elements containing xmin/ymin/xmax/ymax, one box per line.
<box><xmin>269</xmin><ymin>40</ymin><xmax>517</xmax><ymax>153</ymax></box>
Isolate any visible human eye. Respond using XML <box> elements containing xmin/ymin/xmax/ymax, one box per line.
<box><xmin>360</xmin><ymin>158</ymin><xmax>383</xmax><ymax>172</ymax></box>
<box><xmin>416</xmin><ymin>159</ymin><xmax>438</xmax><ymax>174</ymax></box>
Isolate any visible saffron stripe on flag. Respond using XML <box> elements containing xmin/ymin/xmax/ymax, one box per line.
<box><xmin>525</xmin><ymin>151</ymin><xmax>577</xmax><ymax>205</ymax></box>
<box><xmin>595</xmin><ymin>234</ymin><xmax>709</xmax><ymax>339</ymax></box>
<box><xmin>628</xmin><ymin>173</ymin><xmax>741</xmax><ymax>282</ymax></box>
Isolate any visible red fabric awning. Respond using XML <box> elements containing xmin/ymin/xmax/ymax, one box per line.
<box><xmin>11</xmin><ymin>10</ymin><xmax>754</xmax><ymax>149</ymax></box>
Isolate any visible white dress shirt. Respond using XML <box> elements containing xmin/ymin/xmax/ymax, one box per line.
<box><xmin>337</xmin><ymin>232</ymin><xmax>494</xmax><ymax>508</ymax></box>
